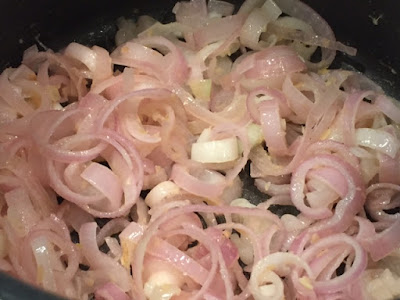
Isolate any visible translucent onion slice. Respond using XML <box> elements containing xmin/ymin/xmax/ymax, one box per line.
<box><xmin>355</xmin><ymin>128</ymin><xmax>400</xmax><ymax>159</ymax></box>
<box><xmin>191</xmin><ymin>137</ymin><xmax>239</xmax><ymax>163</ymax></box>
<box><xmin>31</xmin><ymin>237</ymin><xmax>57</xmax><ymax>292</ymax></box>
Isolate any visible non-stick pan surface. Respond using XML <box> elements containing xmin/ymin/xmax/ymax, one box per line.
<box><xmin>0</xmin><ymin>0</ymin><xmax>399</xmax><ymax>299</ymax></box>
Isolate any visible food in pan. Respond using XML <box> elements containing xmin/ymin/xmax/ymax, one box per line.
<box><xmin>0</xmin><ymin>0</ymin><xmax>399</xmax><ymax>299</ymax></box>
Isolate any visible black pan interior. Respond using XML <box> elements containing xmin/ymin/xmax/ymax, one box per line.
<box><xmin>1</xmin><ymin>0</ymin><xmax>399</xmax><ymax>98</ymax></box>
<box><xmin>0</xmin><ymin>0</ymin><xmax>399</xmax><ymax>299</ymax></box>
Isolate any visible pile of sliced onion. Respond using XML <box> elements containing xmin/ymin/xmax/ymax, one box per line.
<box><xmin>0</xmin><ymin>0</ymin><xmax>398</xmax><ymax>299</ymax></box>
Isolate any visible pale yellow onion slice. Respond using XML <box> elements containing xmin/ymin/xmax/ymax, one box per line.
<box><xmin>191</xmin><ymin>137</ymin><xmax>240</xmax><ymax>163</ymax></box>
